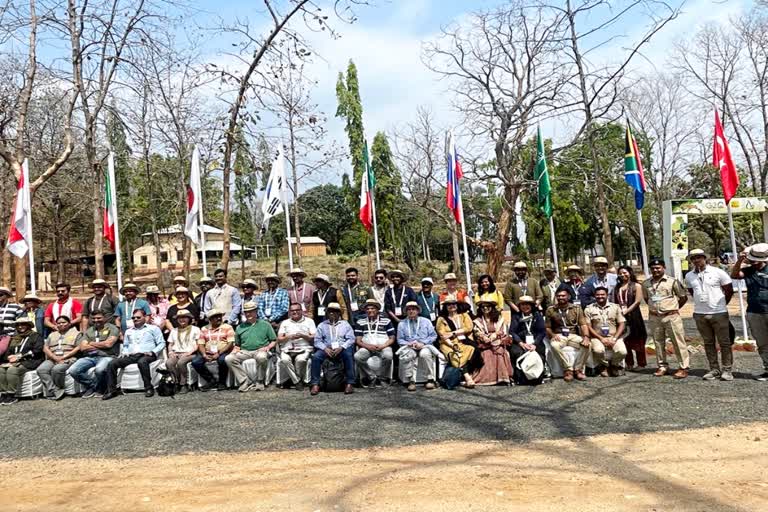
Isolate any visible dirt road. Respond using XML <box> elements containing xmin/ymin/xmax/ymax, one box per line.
<box><xmin>2</xmin><ymin>422</ymin><xmax>766</xmax><ymax>512</ymax></box>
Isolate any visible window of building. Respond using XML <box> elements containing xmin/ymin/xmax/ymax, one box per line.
<box><xmin>160</xmin><ymin>251</ymin><xmax>168</xmax><ymax>263</ymax></box>
<box><xmin>176</xmin><ymin>250</ymin><xmax>184</xmax><ymax>261</ymax></box>
<box><xmin>140</xmin><ymin>255</ymin><xmax>148</xmax><ymax>265</ymax></box>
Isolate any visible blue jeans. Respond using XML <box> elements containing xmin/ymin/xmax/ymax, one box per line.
<box><xmin>68</xmin><ymin>356</ymin><xmax>113</xmax><ymax>393</ymax></box>
<box><xmin>191</xmin><ymin>353</ymin><xmax>229</xmax><ymax>385</ymax></box>
<box><xmin>310</xmin><ymin>346</ymin><xmax>356</xmax><ymax>385</ymax></box>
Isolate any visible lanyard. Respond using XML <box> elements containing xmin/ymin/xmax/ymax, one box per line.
<box><xmin>92</xmin><ymin>296</ymin><xmax>106</xmax><ymax>313</ymax></box>
<box><xmin>420</xmin><ymin>292</ymin><xmax>435</xmax><ymax>313</ymax></box>
<box><xmin>407</xmin><ymin>318</ymin><xmax>418</xmax><ymax>338</ymax></box>
<box><xmin>347</xmin><ymin>284</ymin><xmax>358</xmax><ymax>302</ymax></box>
<box><xmin>366</xmin><ymin>318</ymin><xmax>379</xmax><ymax>337</ymax></box>
<box><xmin>292</xmin><ymin>285</ymin><xmax>307</xmax><ymax>303</ymax></box>
<box><xmin>521</xmin><ymin>315</ymin><xmax>533</xmax><ymax>335</ymax></box>
<box><xmin>15</xmin><ymin>335</ymin><xmax>29</xmax><ymax>355</ymax></box>
<box><xmin>393</xmin><ymin>287</ymin><xmax>405</xmax><ymax>306</ymax></box>
<box><xmin>328</xmin><ymin>321</ymin><xmax>339</xmax><ymax>342</ymax></box>
<box><xmin>558</xmin><ymin>307</ymin><xmax>571</xmax><ymax>326</ymax></box>
<box><xmin>651</xmin><ymin>277</ymin><xmax>665</xmax><ymax>295</ymax></box>
<box><xmin>619</xmin><ymin>287</ymin><xmax>629</xmax><ymax>306</ymax></box>
<box><xmin>264</xmin><ymin>289</ymin><xmax>277</xmax><ymax>309</ymax></box>
<box><xmin>318</xmin><ymin>289</ymin><xmax>329</xmax><ymax>305</ymax></box>
<box><xmin>124</xmin><ymin>299</ymin><xmax>136</xmax><ymax>320</ymax></box>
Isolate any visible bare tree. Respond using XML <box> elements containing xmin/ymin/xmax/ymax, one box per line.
<box><xmin>424</xmin><ymin>3</ymin><xmax>568</xmax><ymax>279</ymax></box>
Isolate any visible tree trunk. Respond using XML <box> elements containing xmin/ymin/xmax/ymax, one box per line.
<box><xmin>485</xmin><ymin>185</ymin><xmax>517</xmax><ymax>281</ymax></box>
<box><xmin>588</xmin><ymin>129</ymin><xmax>613</xmax><ymax>263</ymax></box>
<box><xmin>90</xmin><ymin>154</ymin><xmax>104</xmax><ymax>279</ymax></box>
<box><xmin>14</xmin><ymin>257</ymin><xmax>26</xmax><ymax>300</ymax></box>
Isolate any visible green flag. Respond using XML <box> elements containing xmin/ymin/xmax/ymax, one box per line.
<box><xmin>535</xmin><ymin>126</ymin><xmax>553</xmax><ymax>218</ymax></box>
<box><xmin>363</xmin><ymin>140</ymin><xmax>375</xmax><ymax>189</ymax></box>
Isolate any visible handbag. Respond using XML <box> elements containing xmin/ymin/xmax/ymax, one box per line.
<box><xmin>441</xmin><ymin>366</ymin><xmax>463</xmax><ymax>390</ymax></box>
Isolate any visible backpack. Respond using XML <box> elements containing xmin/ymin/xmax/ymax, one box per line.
<box><xmin>441</xmin><ymin>366</ymin><xmax>463</xmax><ymax>390</ymax></box>
<box><xmin>155</xmin><ymin>368</ymin><xmax>176</xmax><ymax>397</ymax></box>
<box><xmin>320</xmin><ymin>357</ymin><xmax>346</xmax><ymax>393</ymax></box>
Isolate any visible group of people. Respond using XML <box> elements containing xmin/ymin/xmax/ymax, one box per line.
<box><xmin>1</xmin><ymin>244</ymin><xmax>767</xmax><ymax>405</ymax></box>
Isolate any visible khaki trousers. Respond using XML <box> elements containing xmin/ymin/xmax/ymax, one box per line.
<box><xmin>166</xmin><ymin>352</ymin><xmax>197</xmax><ymax>386</ymax></box>
<box><xmin>225</xmin><ymin>350</ymin><xmax>269</xmax><ymax>385</ymax></box>
<box><xmin>278</xmin><ymin>351</ymin><xmax>310</xmax><ymax>384</ymax></box>
<box><xmin>0</xmin><ymin>365</ymin><xmax>28</xmax><ymax>395</ymax></box>
<box><xmin>747</xmin><ymin>312</ymin><xmax>768</xmax><ymax>370</ymax></box>
<box><xmin>693</xmin><ymin>312</ymin><xmax>733</xmax><ymax>371</ymax></box>
<box><xmin>590</xmin><ymin>338</ymin><xmax>627</xmax><ymax>367</ymax></box>
<box><xmin>550</xmin><ymin>335</ymin><xmax>590</xmax><ymax>371</ymax></box>
<box><xmin>398</xmin><ymin>346</ymin><xmax>436</xmax><ymax>383</ymax></box>
<box><xmin>354</xmin><ymin>347</ymin><xmax>393</xmax><ymax>379</ymax></box>
<box><xmin>648</xmin><ymin>313</ymin><xmax>689</xmax><ymax>369</ymax></box>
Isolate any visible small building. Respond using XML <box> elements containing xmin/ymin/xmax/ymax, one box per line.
<box><xmin>133</xmin><ymin>224</ymin><xmax>252</xmax><ymax>272</ymax></box>
<box><xmin>286</xmin><ymin>236</ymin><xmax>327</xmax><ymax>258</ymax></box>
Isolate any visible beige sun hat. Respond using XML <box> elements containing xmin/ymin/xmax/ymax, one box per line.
<box><xmin>364</xmin><ymin>298</ymin><xmax>381</xmax><ymax>309</ymax></box>
<box><xmin>175</xmin><ymin>309</ymin><xmax>194</xmax><ymax>319</ymax></box>
<box><xmin>747</xmin><ymin>243</ymin><xmax>768</xmax><ymax>262</ymax></box>
<box><xmin>173</xmin><ymin>276</ymin><xmax>187</xmax><ymax>283</ymax></box>
<box><xmin>207</xmin><ymin>309</ymin><xmax>224</xmax><ymax>318</ymax></box>
<box><xmin>518</xmin><ymin>295</ymin><xmax>536</xmax><ymax>305</ymax></box>
<box><xmin>0</xmin><ymin>287</ymin><xmax>11</xmax><ymax>296</ymax></box>
<box><xmin>443</xmin><ymin>273</ymin><xmax>458</xmax><ymax>281</ymax></box>
<box><xmin>314</xmin><ymin>273</ymin><xmax>331</xmax><ymax>284</ymax></box>
<box><xmin>22</xmin><ymin>294</ymin><xmax>41</xmax><ymax>303</ymax></box>
<box><xmin>145</xmin><ymin>285</ymin><xmax>161</xmax><ymax>295</ymax></box>
<box><xmin>513</xmin><ymin>261</ymin><xmax>528</xmax><ymax>269</ymax></box>
<box><xmin>242</xmin><ymin>302</ymin><xmax>258</xmax><ymax>313</ymax></box>
<box><xmin>404</xmin><ymin>300</ymin><xmax>421</xmax><ymax>311</ymax></box>
<box><xmin>326</xmin><ymin>302</ymin><xmax>342</xmax><ymax>312</ymax></box>
<box><xmin>265</xmin><ymin>273</ymin><xmax>280</xmax><ymax>281</ymax></box>
<box><xmin>175</xmin><ymin>286</ymin><xmax>190</xmax><ymax>294</ymax></box>
<box><xmin>592</xmin><ymin>256</ymin><xmax>609</xmax><ymax>265</ymax></box>
<box><xmin>121</xmin><ymin>282</ymin><xmax>140</xmax><ymax>293</ymax></box>
<box><xmin>389</xmin><ymin>269</ymin><xmax>407</xmax><ymax>279</ymax></box>
<box><xmin>241</xmin><ymin>279</ymin><xmax>258</xmax><ymax>288</ymax></box>
<box><xmin>566</xmin><ymin>265</ymin><xmax>583</xmax><ymax>274</ymax></box>
<box><xmin>288</xmin><ymin>267</ymin><xmax>307</xmax><ymax>277</ymax></box>
<box><xmin>688</xmin><ymin>248</ymin><xmax>707</xmax><ymax>260</ymax></box>
<box><xmin>90</xmin><ymin>279</ymin><xmax>108</xmax><ymax>287</ymax></box>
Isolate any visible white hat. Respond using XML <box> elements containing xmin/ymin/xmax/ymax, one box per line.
<box><xmin>241</xmin><ymin>279</ymin><xmax>258</xmax><ymax>288</ymax></box>
<box><xmin>173</xmin><ymin>276</ymin><xmax>187</xmax><ymax>283</ymax></box>
<box><xmin>0</xmin><ymin>287</ymin><xmax>12</xmax><ymax>296</ymax></box>
<box><xmin>420</xmin><ymin>277</ymin><xmax>434</xmax><ymax>284</ymax></box>
<box><xmin>405</xmin><ymin>300</ymin><xmax>421</xmax><ymax>312</ymax></box>
<box><xmin>516</xmin><ymin>350</ymin><xmax>544</xmax><ymax>381</ymax></box>
<box><xmin>90</xmin><ymin>279</ymin><xmax>108</xmax><ymax>287</ymax></box>
<box><xmin>747</xmin><ymin>243</ymin><xmax>768</xmax><ymax>262</ymax></box>
<box><xmin>314</xmin><ymin>273</ymin><xmax>331</xmax><ymax>284</ymax></box>
<box><xmin>326</xmin><ymin>302</ymin><xmax>342</xmax><ymax>312</ymax></box>
<box><xmin>513</xmin><ymin>261</ymin><xmax>528</xmax><ymax>269</ymax></box>
<box><xmin>242</xmin><ymin>302</ymin><xmax>258</xmax><ymax>312</ymax></box>
<box><xmin>288</xmin><ymin>267</ymin><xmax>307</xmax><ymax>277</ymax></box>
<box><xmin>145</xmin><ymin>285</ymin><xmax>161</xmax><ymax>294</ymax></box>
<box><xmin>688</xmin><ymin>248</ymin><xmax>707</xmax><ymax>259</ymax></box>
<box><xmin>592</xmin><ymin>256</ymin><xmax>609</xmax><ymax>265</ymax></box>
<box><xmin>175</xmin><ymin>286</ymin><xmax>190</xmax><ymax>294</ymax></box>
<box><xmin>443</xmin><ymin>273</ymin><xmax>458</xmax><ymax>281</ymax></box>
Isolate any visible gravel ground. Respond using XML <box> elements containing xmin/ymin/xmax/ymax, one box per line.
<box><xmin>1</xmin><ymin>351</ymin><xmax>765</xmax><ymax>460</ymax></box>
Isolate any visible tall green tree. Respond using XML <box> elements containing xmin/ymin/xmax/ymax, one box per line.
<box><xmin>336</xmin><ymin>60</ymin><xmax>366</xmax><ymax>186</ymax></box>
<box><xmin>370</xmin><ymin>132</ymin><xmax>402</xmax><ymax>251</ymax></box>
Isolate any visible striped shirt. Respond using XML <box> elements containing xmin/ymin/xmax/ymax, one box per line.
<box><xmin>0</xmin><ymin>302</ymin><xmax>23</xmax><ymax>336</ymax></box>
<box><xmin>354</xmin><ymin>315</ymin><xmax>395</xmax><ymax>345</ymax></box>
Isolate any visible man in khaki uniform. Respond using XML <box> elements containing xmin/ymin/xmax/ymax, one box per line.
<box><xmin>545</xmin><ymin>288</ymin><xmax>591</xmax><ymax>382</ymax></box>
<box><xmin>584</xmin><ymin>287</ymin><xmax>627</xmax><ymax>377</ymax></box>
<box><xmin>504</xmin><ymin>261</ymin><xmax>544</xmax><ymax>312</ymax></box>
<box><xmin>642</xmin><ymin>258</ymin><xmax>689</xmax><ymax>379</ymax></box>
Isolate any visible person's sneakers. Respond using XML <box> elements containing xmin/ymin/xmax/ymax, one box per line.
<box><xmin>102</xmin><ymin>391</ymin><xmax>120</xmax><ymax>401</ymax></box>
<box><xmin>380</xmin><ymin>378</ymin><xmax>391</xmax><ymax>388</ymax></box>
<box><xmin>407</xmin><ymin>381</ymin><xmax>417</xmax><ymax>392</ymax></box>
<box><xmin>295</xmin><ymin>381</ymin><xmax>304</xmax><ymax>392</ymax></box>
<box><xmin>199</xmin><ymin>382</ymin><xmax>215</xmax><ymax>392</ymax></box>
<box><xmin>310</xmin><ymin>385</ymin><xmax>320</xmax><ymax>396</ymax></box>
<box><xmin>755</xmin><ymin>371</ymin><xmax>768</xmax><ymax>381</ymax></box>
<box><xmin>673</xmin><ymin>368</ymin><xmax>689</xmax><ymax>379</ymax></box>
<box><xmin>599</xmin><ymin>366</ymin><xmax>609</xmax><ymax>378</ymax></box>
<box><xmin>217</xmin><ymin>383</ymin><xmax>228</xmax><ymax>392</ymax></box>
<box><xmin>608</xmin><ymin>366</ymin><xmax>621</xmax><ymax>378</ymax></box>
<box><xmin>563</xmin><ymin>370</ymin><xmax>574</xmax><ymax>382</ymax></box>
<box><xmin>425</xmin><ymin>380</ymin><xmax>436</xmax><ymax>390</ymax></box>
<box><xmin>4</xmin><ymin>396</ymin><xmax>18</xmax><ymax>405</ymax></box>
<box><xmin>81</xmin><ymin>388</ymin><xmax>97</xmax><ymax>399</ymax></box>
<box><xmin>145</xmin><ymin>388</ymin><xmax>155</xmax><ymax>398</ymax></box>
<box><xmin>360</xmin><ymin>377</ymin><xmax>372</xmax><ymax>388</ymax></box>
<box><xmin>372</xmin><ymin>377</ymin><xmax>381</xmax><ymax>388</ymax></box>
<box><xmin>654</xmin><ymin>367</ymin><xmax>668</xmax><ymax>377</ymax></box>
<box><xmin>344</xmin><ymin>384</ymin><xmax>354</xmax><ymax>394</ymax></box>
<box><xmin>179</xmin><ymin>385</ymin><xmax>189</xmax><ymax>394</ymax></box>
<box><xmin>703</xmin><ymin>370</ymin><xmax>721</xmax><ymax>381</ymax></box>
<box><xmin>253</xmin><ymin>381</ymin><xmax>265</xmax><ymax>392</ymax></box>
<box><xmin>720</xmin><ymin>370</ymin><xmax>734</xmax><ymax>381</ymax></box>
<box><xmin>54</xmin><ymin>389</ymin><xmax>66</xmax><ymax>401</ymax></box>
<box><xmin>238</xmin><ymin>381</ymin><xmax>253</xmax><ymax>393</ymax></box>
<box><xmin>574</xmin><ymin>370</ymin><xmax>587</xmax><ymax>381</ymax></box>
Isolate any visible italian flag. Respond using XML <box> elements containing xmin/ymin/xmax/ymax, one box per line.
<box><xmin>103</xmin><ymin>163</ymin><xmax>117</xmax><ymax>251</ymax></box>
<box><xmin>359</xmin><ymin>141</ymin><xmax>375</xmax><ymax>233</ymax></box>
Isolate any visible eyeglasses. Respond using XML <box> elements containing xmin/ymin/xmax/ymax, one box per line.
<box><xmin>131</xmin><ymin>316</ymin><xmax>143</xmax><ymax>320</ymax></box>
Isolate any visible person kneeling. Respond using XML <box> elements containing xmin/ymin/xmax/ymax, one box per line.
<box><xmin>226</xmin><ymin>302</ymin><xmax>276</xmax><ymax>392</ymax></box>
<box><xmin>354</xmin><ymin>299</ymin><xmax>395</xmax><ymax>387</ymax></box>
<box><xmin>277</xmin><ymin>303</ymin><xmax>316</xmax><ymax>390</ymax></box>
<box><xmin>396</xmin><ymin>301</ymin><xmax>438</xmax><ymax>391</ymax></box>
<box><xmin>165</xmin><ymin>310</ymin><xmax>200</xmax><ymax>393</ymax></box>
<box><xmin>103</xmin><ymin>309</ymin><xmax>165</xmax><ymax>399</ymax></box>
<box><xmin>584</xmin><ymin>287</ymin><xmax>627</xmax><ymax>377</ymax></box>
<box><xmin>310</xmin><ymin>303</ymin><xmax>355</xmax><ymax>395</ymax></box>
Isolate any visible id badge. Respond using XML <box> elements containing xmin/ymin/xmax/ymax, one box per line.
<box><xmin>395</xmin><ymin>306</ymin><xmax>403</xmax><ymax>316</ymax></box>
<box><xmin>429</xmin><ymin>312</ymin><xmax>436</xmax><ymax>322</ymax></box>
<box><xmin>698</xmin><ymin>293</ymin><xmax>709</xmax><ymax>303</ymax></box>
<box><xmin>300</xmin><ymin>303</ymin><xmax>306</xmax><ymax>312</ymax></box>
<box><xmin>265</xmin><ymin>308</ymin><xmax>272</xmax><ymax>317</ymax></box>
<box><xmin>573</xmin><ymin>300</ymin><xmax>581</xmax><ymax>306</ymax></box>
<box><xmin>457</xmin><ymin>334</ymin><xmax>466</xmax><ymax>340</ymax></box>
<box><xmin>54</xmin><ymin>349</ymin><xmax>64</xmax><ymax>356</ymax></box>
<box><xmin>351</xmin><ymin>301</ymin><xmax>359</xmax><ymax>312</ymax></box>
<box><xmin>561</xmin><ymin>327</ymin><xmax>570</xmax><ymax>337</ymax></box>
<box><xmin>651</xmin><ymin>294</ymin><xmax>662</xmax><ymax>304</ymax></box>
<box><xmin>600</xmin><ymin>325</ymin><xmax>610</xmax><ymax>336</ymax></box>
<box><xmin>210</xmin><ymin>344</ymin><xmax>218</xmax><ymax>353</ymax></box>
<box><xmin>525</xmin><ymin>335</ymin><xmax>534</xmax><ymax>344</ymax></box>
<box><xmin>126</xmin><ymin>320</ymin><xmax>134</xmax><ymax>329</ymax></box>
<box><xmin>317</xmin><ymin>306</ymin><xmax>326</xmax><ymax>317</ymax></box>
<box><xmin>331</xmin><ymin>340</ymin><xmax>341</xmax><ymax>350</ymax></box>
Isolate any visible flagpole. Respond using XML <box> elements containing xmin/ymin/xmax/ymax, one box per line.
<box><xmin>284</xmin><ymin>200</ymin><xmax>294</xmax><ymax>270</ymax></box>
<box><xmin>22</xmin><ymin>159</ymin><xmax>35</xmax><ymax>295</ymax></box>
<box><xmin>370</xmin><ymin>183</ymin><xmax>381</xmax><ymax>269</ymax></box>
<box><xmin>457</xmin><ymin>194</ymin><xmax>473</xmax><ymax>309</ymax></box>
<box><xmin>195</xmin><ymin>146</ymin><xmax>208</xmax><ymax>278</ymax></box>
<box><xmin>548</xmin><ymin>215</ymin><xmax>560</xmax><ymax>275</ymax></box>
<box><xmin>636</xmin><ymin>209</ymin><xmax>649</xmax><ymax>277</ymax></box>
<box><xmin>107</xmin><ymin>153</ymin><xmax>123</xmax><ymax>292</ymax></box>
<box><xmin>727</xmin><ymin>203</ymin><xmax>750</xmax><ymax>341</ymax></box>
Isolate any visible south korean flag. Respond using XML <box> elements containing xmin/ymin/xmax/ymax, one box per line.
<box><xmin>261</xmin><ymin>147</ymin><xmax>287</xmax><ymax>228</ymax></box>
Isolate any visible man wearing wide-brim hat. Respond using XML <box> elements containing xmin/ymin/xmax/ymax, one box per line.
<box><xmin>503</xmin><ymin>261</ymin><xmax>544</xmax><ymax>313</ymax></box>
<box><xmin>225</xmin><ymin>302</ymin><xmax>277</xmax><ymax>392</ymax></box>
<box><xmin>384</xmin><ymin>269</ymin><xmax>417</xmax><ymax>326</ymax></box>
<box><xmin>309</xmin><ymin>302</ymin><xmax>356</xmax><ymax>395</ymax></box>
<box><xmin>580</xmin><ymin>256</ymin><xmax>618</xmax><ymax>307</ymax></box>
<box><xmin>685</xmin><ymin>248</ymin><xmax>735</xmax><ymax>381</ymax></box>
<box><xmin>240</xmin><ymin>279</ymin><xmax>258</xmax><ymax>323</ymax></box>
<box><xmin>0</xmin><ymin>317</ymin><xmax>44</xmax><ymax>405</ymax></box>
<box><xmin>195</xmin><ymin>276</ymin><xmax>215</xmax><ymax>327</ymax></box>
<box><xmin>311</xmin><ymin>274</ymin><xmax>347</xmax><ymax>326</ymax></box>
<box><xmin>557</xmin><ymin>265</ymin><xmax>585</xmax><ymax>306</ymax></box>
<box><xmin>169</xmin><ymin>275</ymin><xmax>198</xmax><ymax>305</ymax></box>
<box><xmin>288</xmin><ymin>268</ymin><xmax>315</xmax><ymax>319</ymax></box>
<box><xmin>83</xmin><ymin>278</ymin><xmax>119</xmax><ymax>331</ymax></box>
<box><xmin>395</xmin><ymin>300</ymin><xmax>438</xmax><ymax>391</ymax></box>
<box><xmin>732</xmin><ymin>243</ymin><xmax>768</xmax><ymax>380</ymax></box>
<box><xmin>20</xmin><ymin>293</ymin><xmax>45</xmax><ymax>337</ymax></box>
<box><xmin>353</xmin><ymin>298</ymin><xmax>395</xmax><ymax>387</ymax></box>
<box><xmin>114</xmin><ymin>282</ymin><xmax>151</xmax><ymax>334</ymax></box>
<box><xmin>0</xmin><ymin>287</ymin><xmax>23</xmax><ymax>352</ymax></box>
<box><xmin>191</xmin><ymin>309</ymin><xmax>235</xmax><ymax>392</ymax></box>
<box><xmin>257</xmin><ymin>273</ymin><xmax>290</xmax><ymax>330</ymax></box>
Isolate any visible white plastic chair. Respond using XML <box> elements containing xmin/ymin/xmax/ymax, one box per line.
<box><xmin>19</xmin><ymin>371</ymin><xmax>43</xmax><ymax>398</ymax></box>
<box><xmin>543</xmin><ymin>338</ymin><xmax>578</xmax><ymax>378</ymax></box>
<box><xmin>118</xmin><ymin>354</ymin><xmax>167</xmax><ymax>391</ymax></box>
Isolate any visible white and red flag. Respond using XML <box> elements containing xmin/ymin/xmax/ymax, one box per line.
<box><xmin>184</xmin><ymin>145</ymin><xmax>202</xmax><ymax>245</ymax></box>
<box><xmin>6</xmin><ymin>159</ymin><xmax>32</xmax><ymax>258</ymax></box>
<box><xmin>713</xmin><ymin>110</ymin><xmax>740</xmax><ymax>204</ymax></box>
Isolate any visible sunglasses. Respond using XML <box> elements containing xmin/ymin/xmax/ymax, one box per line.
<box><xmin>131</xmin><ymin>316</ymin><xmax>143</xmax><ymax>320</ymax></box>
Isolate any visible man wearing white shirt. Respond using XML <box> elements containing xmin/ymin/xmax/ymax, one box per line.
<box><xmin>277</xmin><ymin>303</ymin><xmax>316</xmax><ymax>390</ymax></box>
<box><xmin>685</xmin><ymin>249</ymin><xmax>735</xmax><ymax>381</ymax></box>
<box><xmin>203</xmin><ymin>268</ymin><xmax>242</xmax><ymax>326</ymax></box>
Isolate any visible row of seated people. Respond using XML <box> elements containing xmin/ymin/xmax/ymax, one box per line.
<box><xmin>0</xmin><ymin>283</ymin><xmax>630</xmax><ymax>403</ymax></box>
